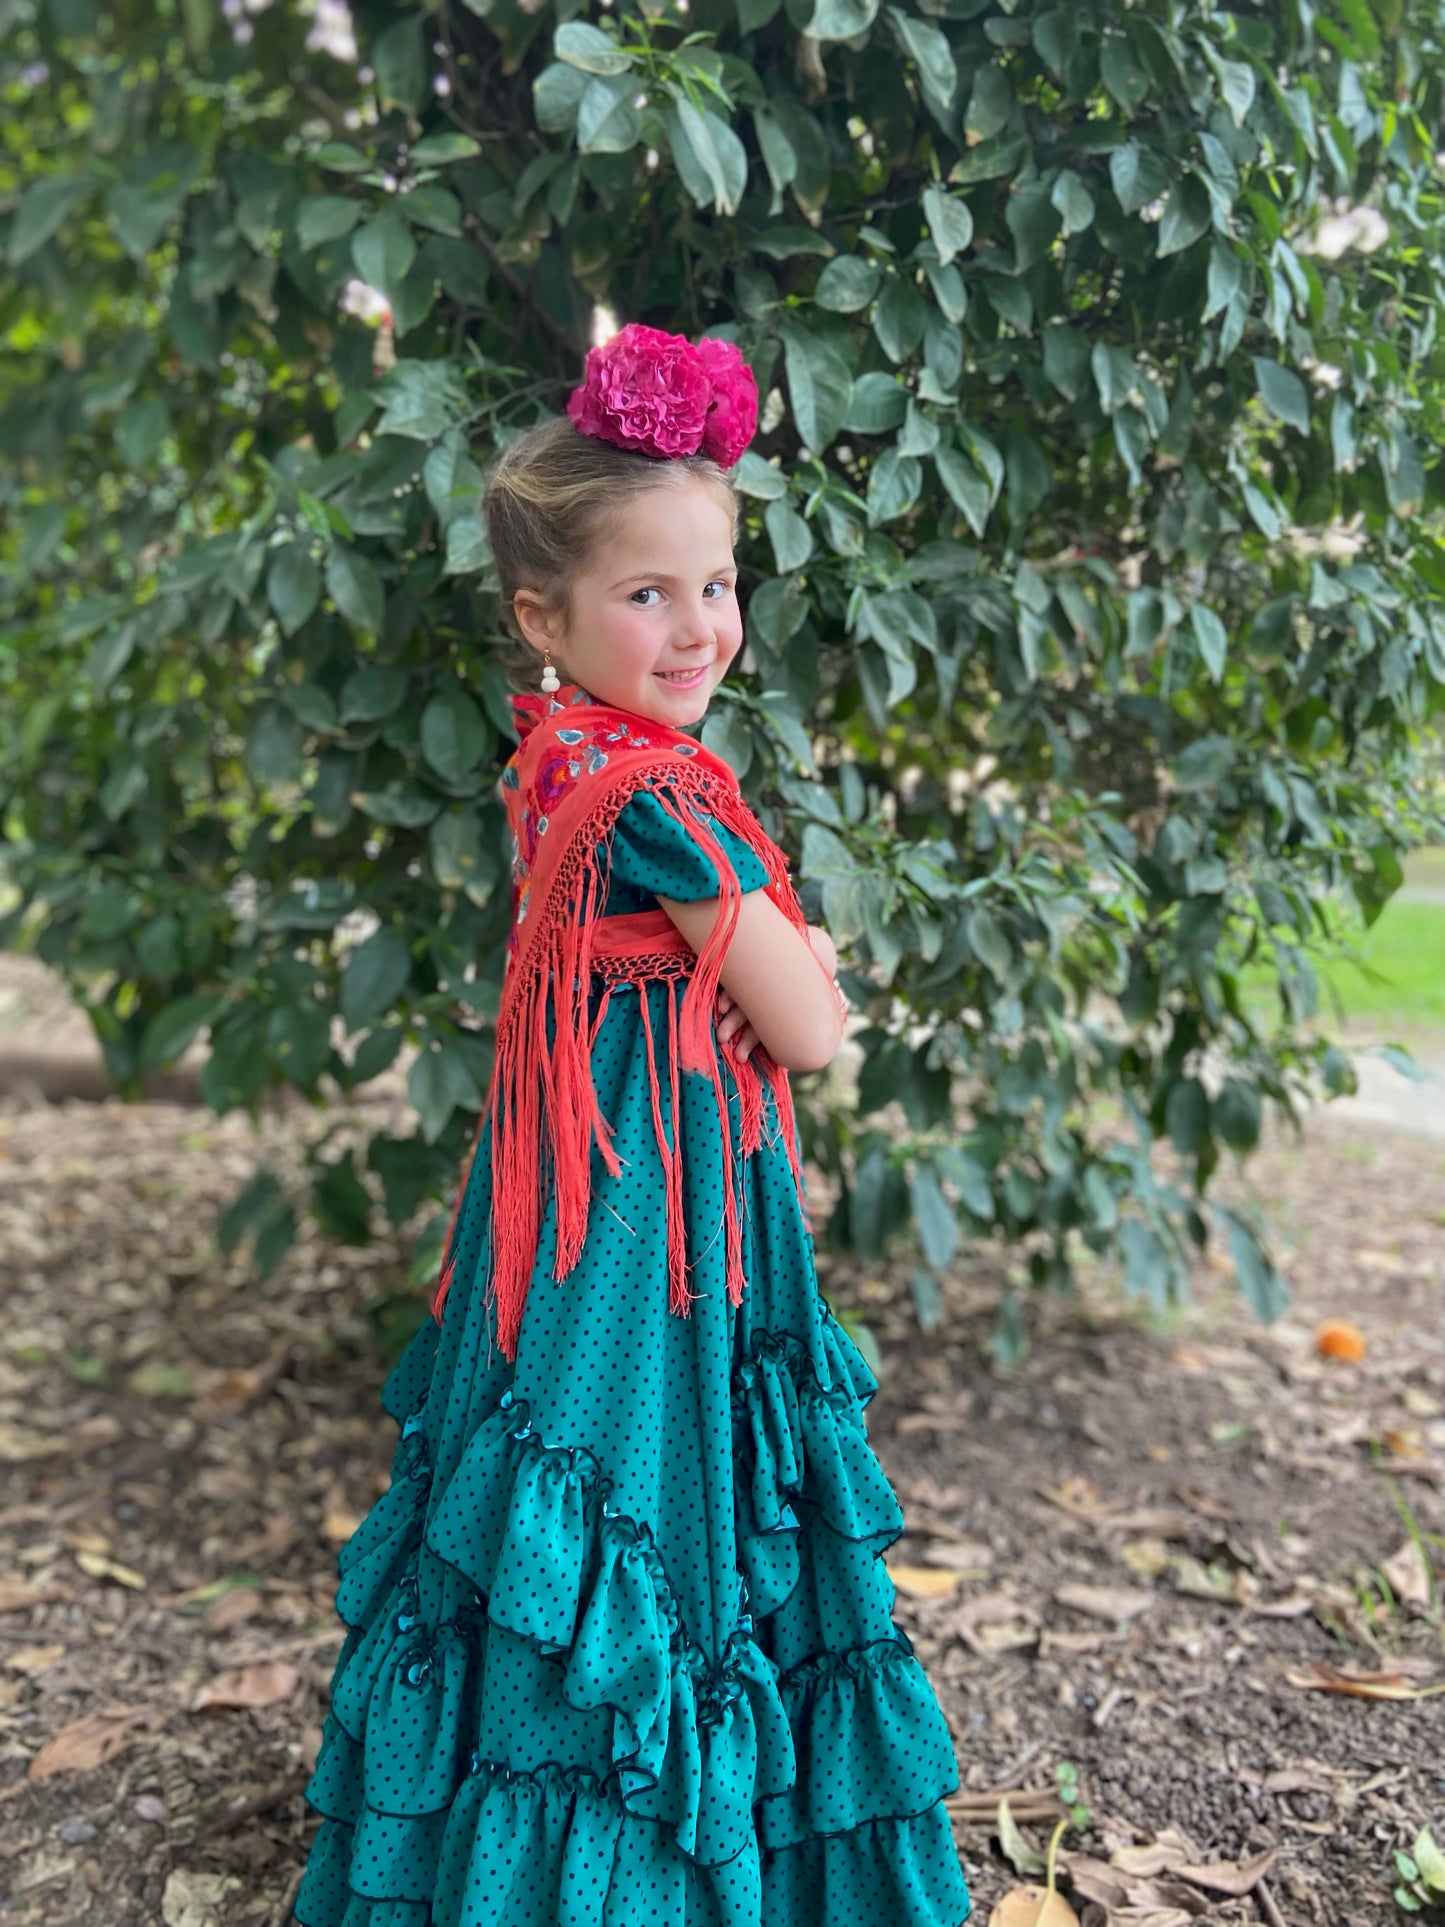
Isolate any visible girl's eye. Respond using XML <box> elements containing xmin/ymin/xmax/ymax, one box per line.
<box><xmin>630</xmin><ymin>588</ymin><xmax>662</xmax><ymax>606</ymax></box>
<box><xmin>704</xmin><ymin>580</ymin><xmax>731</xmax><ymax>599</ymax></box>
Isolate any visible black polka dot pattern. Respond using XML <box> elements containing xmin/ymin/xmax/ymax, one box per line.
<box><xmin>293</xmin><ymin>787</ymin><xmax>972</xmax><ymax>1926</ymax></box>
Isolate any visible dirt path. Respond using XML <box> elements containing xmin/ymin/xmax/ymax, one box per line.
<box><xmin>0</xmin><ymin>1032</ymin><xmax>1440</xmax><ymax>1923</ymax></box>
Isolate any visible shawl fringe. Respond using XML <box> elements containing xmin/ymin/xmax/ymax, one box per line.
<box><xmin>429</xmin><ymin>697</ymin><xmax>818</xmax><ymax>1359</ymax></box>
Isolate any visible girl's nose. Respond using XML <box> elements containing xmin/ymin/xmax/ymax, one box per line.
<box><xmin>677</xmin><ymin>604</ymin><xmax>716</xmax><ymax>647</ymax></box>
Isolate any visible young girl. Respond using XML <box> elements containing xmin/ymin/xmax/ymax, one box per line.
<box><xmin>294</xmin><ymin>326</ymin><xmax>972</xmax><ymax>1927</ymax></box>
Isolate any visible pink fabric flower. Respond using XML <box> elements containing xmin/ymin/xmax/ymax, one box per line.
<box><xmin>694</xmin><ymin>336</ymin><xmax>759</xmax><ymax>468</ymax></box>
<box><xmin>566</xmin><ymin>323</ymin><xmax>759</xmax><ymax>466</ymax></box>
<box><xmin>566</xmin><ymin>324</ymin><xmax>712</xmax><ymax>460</ymax></box>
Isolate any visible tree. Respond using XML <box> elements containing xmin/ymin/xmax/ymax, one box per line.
<box><xmin>3</xmin><ymin>0</ymin><xmax>1443</xmax><ymax>1351</ymax></box>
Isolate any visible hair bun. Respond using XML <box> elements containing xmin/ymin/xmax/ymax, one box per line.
<box><xmin>566</xmin><ymin>322</ymin><xmax>758</xmax><ymax>467</ymax></box>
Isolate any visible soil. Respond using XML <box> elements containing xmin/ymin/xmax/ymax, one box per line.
<box><xmin>0</xmin><ymin>968</ymin><xmax>1441</xmax><ymax>1927</ymax></box>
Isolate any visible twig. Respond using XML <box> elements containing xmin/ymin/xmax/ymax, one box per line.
<box><xmin>268</xmin><ymin>1863</ymin><xmax>305</xmax><ymax>1927</ymax></box>
<box><xmin>1256</xmin><ymin>1876</ymin><xmax>1288</xmax><ymax>1927</ymax></box>
<box><xmin>210</xmin><ymin>1768</ymin><xmax>311</xmax><ymax>1836</ymax></box>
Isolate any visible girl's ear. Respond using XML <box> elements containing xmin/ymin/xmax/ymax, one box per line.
<box><xmin>511</xmin><ymin>588</ymin><xmax>562</xmax><ymax>653</ymax></box>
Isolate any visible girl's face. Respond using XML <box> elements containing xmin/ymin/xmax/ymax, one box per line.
<box><xmin>514</xmin><ymin>476</ymin><xmax>744</xmax><ymax>728</ymax></box>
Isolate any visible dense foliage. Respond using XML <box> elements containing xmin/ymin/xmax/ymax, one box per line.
<box><xmin>3</xmin><ymin>0</ymin><xmax>1444</xmax><ymax>1351</ymax></box>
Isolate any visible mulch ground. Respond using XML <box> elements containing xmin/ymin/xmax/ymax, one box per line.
<box><xmin>0</xmin><ymin>1074</ymin><xmax>1440</xmax><ymax>1927</ymax></box>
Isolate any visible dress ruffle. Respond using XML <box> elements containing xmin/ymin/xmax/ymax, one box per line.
<box><xmin>294</xmin><ymin>1314</ymin><xmax>970</xmax><ymax>1926</ymax></box>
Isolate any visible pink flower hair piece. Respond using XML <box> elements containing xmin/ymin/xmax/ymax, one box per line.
<box><xmin>566</xmin><ymin>322</ymin><xmax>758</xmax><ymax>467</ymax></box>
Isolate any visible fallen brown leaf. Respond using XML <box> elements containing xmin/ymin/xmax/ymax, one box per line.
<box><xmin>1054</xmin><ymin>1583</ymin><xmax>1156</xmax><ymax>1624</ymax></box>
<box><xmin>988</xmin><ymin>1887</ymin><xmax>1078</xmax><ymax>1925</ymax></box>
<box><xmin>26</xmin><ymin>1704</ymin><xmax>168</xmax><ymax>1780</ymax></box>
<box><xmin>189</xmin><ymin>1660</ymin><xmax>299</xmax><ymax>1711</ymax></box>
<box><xmin>1380</xmin><ymin>1538</ymin><xmax>1434</xmax><ymax>1608</ymax></box>
<box><xmin>74</xmin><ymin>1550</ymin><xmax>146</xmax><ymax>1589</ymax></box>
<box><xmin>1286</xmin><ymin>1659</ymin><xmax>1445</xmax><ymax>1699</ymax></box>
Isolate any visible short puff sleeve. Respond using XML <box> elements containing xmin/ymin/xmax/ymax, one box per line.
<box><xmin>604</xmin><ymin>785</ymin><xmax>770</xmax><ymax>907</ymax></box>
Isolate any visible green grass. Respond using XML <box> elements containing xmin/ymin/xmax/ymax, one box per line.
<box><xmin>1242</xmin><ymin>896</ymin><xmax>1445</xmax><ymax>1026</ymax></box>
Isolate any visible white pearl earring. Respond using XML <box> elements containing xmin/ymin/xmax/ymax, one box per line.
<box><xmin>540</xmin><ymin>649</ymin><xmax>560</xmax><ymax>694</ymax></box>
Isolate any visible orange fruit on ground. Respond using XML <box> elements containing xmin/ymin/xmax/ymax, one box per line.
<box><xmin>1315</xmin><ymin>1319</ymin><xmax>1367</xmax><ymax>1362</ymax></box>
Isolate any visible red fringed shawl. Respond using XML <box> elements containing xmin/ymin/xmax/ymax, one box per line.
<box><xmin>429</xmin><ymin>681</ymin><xmax>823</xmax><ymax>1359</ymax></box>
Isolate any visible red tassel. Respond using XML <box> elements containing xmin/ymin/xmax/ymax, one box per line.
<box><xmin>432</xmin><ymin>746</ymin><xmax>819</xmax><ymax>1356</ymax></box>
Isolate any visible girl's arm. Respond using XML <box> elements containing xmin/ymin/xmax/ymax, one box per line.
<box><xmin>655</xmin><ymin>887</ymin><xmax>846</xmax><ymax>1072</ymax></box>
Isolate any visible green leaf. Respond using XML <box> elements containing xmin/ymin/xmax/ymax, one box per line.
<box><xmin>316</xmin><ymin>141</ymin><xmax>370</xmax><ymax>172</ymax></box>
<box><xmin>1251</xmin><ymin>357</ymin><xmax>1310</xmax><ymax>434</ymax></box>
<box><xmin>403</xmin><ymin>186</ymin><xmax>462</xmax><ymax>237</ymax></box>
<box><xmin>842</xmin><ymin>372</ymin><xmax>907</xmax><ymax>434</ymax></box>
<box><xmin>554</xmin><ymin>19</ymin><xmax>634</xmax><ymax>75</ymax></box>
<box><xmin>409</xmin><ymin>1037</ymin><xmax>484</xmax><ymax>1144</ymax></box>
<box><xmin>267</xmin><ymin>544</ymin><xmax>321</xmax><ymax>636</ymax></box>
<box><xmin>8</xmin><ymin>175</ymin><xmax>93</xmax><ymax>265</ymax></box>
<box><xmin>1222</xmin><ymin>1210</ymin><xmax>1289</xmax><ymax>1321</ymax></box>
<box><xmin>140</xmin><ymin>992</ymin><xmax>224</xmax><ymax>1072</ymax></box>
<box><xmin>965</xmin><ymin>62</ymin><xmax>1012</xmax><ymax>143</ymax></box>
<box><xmin>295</xmin><ymin>197</ymin><xmax>360</xmax><ymax>265</ymax></box>
<box><xmin>1039</xmin><ymin>323</ymin><xmax>1088</xmax><ymax>401</ymax></box>
<box><xmin>420</xmin><ymin>685</ymin><xmax>489</xmax><ymax>780</ymax></box>
<box><xmin>733</xmin><ymin>451</ymin><xmax>788</xmax><ymax>499</ymax></box>
<box><xmin>888</xmin><ymin>9</ymin><xmax>958</xmax><ymax>112</ymax></box>
<box><xmin>341</xmin><ymin>927</ymin><xmax>412</xmax><ymax>1032</ymax></box>
<box><xmin>1109</xmin><ymin>140</ymin><xmax>1169</xmax><ymax>217</ymax></box>
<box><xmin>968</xmin><ymin>904</ymin><xmax>1012</xmax><ymax>980</ymax></box>
<box><xmin>409</xmin><ymin>131</ymin><xmax>482</xmax><ymax>164</ymax></box>
<box><xmin>782</xmin><ymin>330</ymin><xmax>853</xmax><ymax>453</ymax></box>
<box><xmin>934</xmin><ymin>444</ymin><xmax>991</xmax><ymax>538</ymax></box>
<box><xmin>910</xmin><ymin>1161</ymin><xmax>959</xmax><ymax>1270</ymax></box>
<box><xmin>1050</xmin><ymin>168</ymin><xmax>1095</xmax><ymax>236</ymax></box>
<box><xmin>374</xmin><ymin>359</ymin><xmax>466</xmax><ymax>440</ymax></box>
<box><xmin>814</xmin><ymin>255</ymin><xmax>881</xmax><ymax>313</ymax></box>
<box><xmin>444</xmin><ymin>516</ymin><xmax>492</xmax><ymax>575</ymax></box>
<box><xmin>326</xmin><ymin>547</ymin><xmax>385</xmax><ymax>630</ymax></box>
<box><xmin>672</xmin><ymin>97</ymin><xmax>747</xmax><ymax>214</ymax></box>
<box><xmin>534</xmin><ymin>62</ymin><xmax>590</xmax><ymax>133</ymax></box>
<box><xmin>752</xmin><ymin>226</ymin><xmax>834</xmax><ymax>260</ymax></box>
<box><xmin>1165</xmin><ymin>1076</ymin><xmax>1207</xmax><ymax>1156</ymax></box>
<box><xmin>244</xmin><ymin>705</ymin><xmax>305</xmax><ymax>789</ymax></box>
<box><xmin>340</xmin><ymin>664</ymin><xmax>409</xmax><ymax>724</ymax></box>
<box><xmin>872</xmin><ymin>277</ymin><xmax>926</xmax><ymax>362</ymax></box>
<box><xmin>765</xmin><ymin>500</ymin><xmax>814</xmax><ymax>572</ymax></box>
<box><xmin>1211</xmin><ymin>1078</ymin><xmax>1261</xmax><ymax>1151</ymax></box>
<box><xmin>351</xmin><ymin>215</ymin><xmax>416</xmax><ymax>301</ymax></box>
<box><xmin>1173</xmin><ymin>734</ymin><xmax>1237</xmax><ymax>790</ymax></box>
<box><xmin>372</xmin><ymin>14</ymin><xmax>428</xmax><ymax>114</ymax></box>
<box><xmin>805</xmin><ymin>0</ymin><xmax>878</xmax><ymax>41</ymax></box>
<box><xmin>430</xmin><ymin>807</ymin><xmax>495</xmax><ymax>896</ymax></box>
<box><xmin>1005</xmin><ymin>178</ymin><xmax>1060</xmax><ymax>272</ymax></box>
<box><xmin>115</xmin><ymin>395</ymin><xmax>171</xmax><ymax>467</ymax></box>
<box><xmin>1204</xmin><ymin>238</ymin><xmax>1244</xmax><ymax>319</ymax></box>
<box><xmin>755</xmin><ymin>110</ymin><xmax>797</xmax><ymax>213</ymax></box>
<box><xmin>1101</xmin><ymin>32</ymin><xmax>1149</xmax><ymax>113</ymax></box>
<box><xmin>1090</xmin><ymin>342</ymin><xmax>1136</xmax><ymax>414</ymax></box>
<box><xmin>579</xmin><ymin>75</ymin><xmax>642</xmax><ymax>155</ymax></box>
<box><xmin>865</xmin><ymin>447</ymin><xmax>922</xmax><ymax>525</ymax></box>
<box><xmin>922</xmin><ymin>185</ymin><xmax>974</xmax><ymax>266</ymax></box>
<box><xmin>1191</xmin><ymin>603</ymin><xmax>1228</xmax><ymax>682</ymax></box>
<box><xmin>1156</xmin><ymin>178</ymin><xmax>1211</xmax><ymax>257</ymax></box>
<box><xmin>1203</xmin><ymin>47</ymin><xmax>1257</xmax><ymax>127</ymax></box>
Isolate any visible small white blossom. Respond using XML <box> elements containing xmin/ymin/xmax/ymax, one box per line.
<box><xmin>303</xmin><ymin>0</ymin><xmax>358</xmax><ymax>61</ymax></box>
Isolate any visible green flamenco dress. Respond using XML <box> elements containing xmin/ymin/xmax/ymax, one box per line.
<box><xmin>294</xmin><ymin>782</ymin><xmax>972</xmax><ymax>1927</ymax></box>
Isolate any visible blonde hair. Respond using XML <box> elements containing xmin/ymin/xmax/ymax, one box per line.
<box><xmin>483</xmin><ymin>415</ymin><xmax>739</xmax><ymax>689</ymax></box>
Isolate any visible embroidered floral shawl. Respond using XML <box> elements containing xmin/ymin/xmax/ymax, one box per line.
<box><xmin>429</xmin><ymin>682</ymin><xmax>816</xmax><ymax>1358</ymax></box>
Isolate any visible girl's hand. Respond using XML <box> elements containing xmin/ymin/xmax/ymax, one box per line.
<box><xmin>715</xmin><ymin>985</ymin><xmax>761</xmax><ymax>1063</ymax></box>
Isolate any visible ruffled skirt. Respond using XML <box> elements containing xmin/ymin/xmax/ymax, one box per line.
<box><xmin>294</xmin><ymin>1033</ymin><xmax>971</xmax><ymax>1927</ymax></box>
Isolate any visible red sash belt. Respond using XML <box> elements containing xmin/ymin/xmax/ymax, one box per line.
<box><xmin>587</xmin><ymin>908</ymin><xmax>694</xmax><ymax>980</ymax></box>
